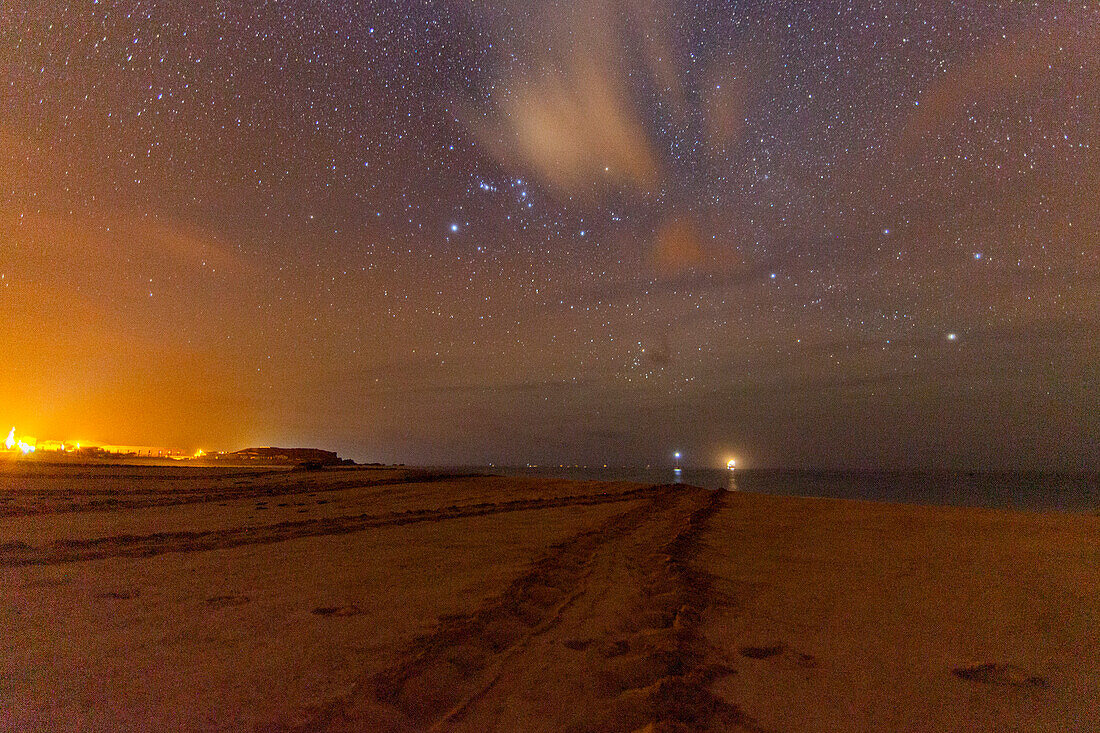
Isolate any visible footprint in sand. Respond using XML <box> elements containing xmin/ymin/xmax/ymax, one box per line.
<box><xmin>205</xmin><ymin>595</ymin><xmax>250</xmax><ymax>608</ymax></box>
<box><xmin>96</xmin><ymin>590</ymin><xmax>139</xmax><ymax>600</ymax></box>
<box><xmin>24</xmin><ymin>577</ymin><xmax>71</xmax><ymax>589</ymax></box>
<box><xmin>312</xmin><ymin>605</ymin><xmax>364</xmax><ymax>617</ymax></box>
<box><xmin>739</xmin><ymin>643</ymin><xmax>785</xmax><ymax>659</ymax></box>
<box><xmin>953</xmin><ymin>663</ymin><xmax>1048</xmax><ymax>688</ymax></box>
<box><xmin>599</xmin><ymin>639</ymin><xmax>631</xmax><ymax>658</ymax></box>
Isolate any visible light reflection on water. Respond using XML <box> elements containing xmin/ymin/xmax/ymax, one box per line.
<box><xmin>483</xmin><ymin>466</ymin><xmax>1097</xmax><ymax>512</ymax></box>
<box><xmin>666</xmin><ymin>466</ymin><xmax>739</xmax><ymax>491</ymax></box>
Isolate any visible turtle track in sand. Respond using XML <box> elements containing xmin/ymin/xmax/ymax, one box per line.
<box><xmin>304</xmin><ymin>487</ymin><xmax>765</xmax><ymax>733</ymax></box>
<box><xmin>0</xmin><ymin>470</ymin><xmax>468</xmax><ymax>518</ymax></box>
<box><xmin>0</xmin><ymin>485</ymin><xmax>658</xmax><ymax>567</ymax></box>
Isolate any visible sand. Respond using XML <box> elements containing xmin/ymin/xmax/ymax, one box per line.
<box><xmin>700</xmin><ymin>492</ymin><xmax>1099</xmax><ymax>732</ymax></box>
<box><xmin>0</xmin><ymin>465</ymin><xmax>1096</xmax><ymax>731</ymax></box>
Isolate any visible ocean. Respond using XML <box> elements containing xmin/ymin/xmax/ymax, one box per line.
<box><xmin>482</xmin><ymin>466</ymin><xmax>1099</xmax><ymax>513</ymax></box>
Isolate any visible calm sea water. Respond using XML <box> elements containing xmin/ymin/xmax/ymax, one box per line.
<box><xmin>481</xmin><ymin>466</ymin><xmax>1099</xmax><ymax>513</ymax></box>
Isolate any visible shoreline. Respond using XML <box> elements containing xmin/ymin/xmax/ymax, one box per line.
<box><xmin>2</xmin><ymin>460</ymin><xmax>1096</xmax><ymax>514</ymax></box>
<box><xmin>480</xmin><ymin>465</ymin><xmax>1100</xmax><ymax>514</ymax></box>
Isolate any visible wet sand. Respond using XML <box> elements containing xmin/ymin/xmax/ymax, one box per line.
<box><xmin>0</xmin><ymin>466</ymin><xmax>1096</xmax><ymax>731</ymax></box>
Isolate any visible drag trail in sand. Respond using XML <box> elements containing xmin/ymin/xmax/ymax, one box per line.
<box><xmin>0</xmin><ymin>485</ymin><xmax>658</xmax><ymax>567</ymax></box>
<box><xmin>309</xmin><ymin>488</ymin><xmax>756</xmax><ymax>733</ymax></box>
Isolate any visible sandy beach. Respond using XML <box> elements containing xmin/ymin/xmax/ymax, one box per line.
<box><xmin>1</xmin><ymin>465</ymin><xmax>1096</xmax><ymax>731</ymax></box>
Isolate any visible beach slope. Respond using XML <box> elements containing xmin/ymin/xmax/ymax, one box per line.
<box><xmin>0</xmin><ymin>467</ymin><xmax>1095</xmax><ymax>731</ymax></box>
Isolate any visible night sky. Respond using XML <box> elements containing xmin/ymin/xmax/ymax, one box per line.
<box><xmin>2</xmin><ymin>1</ymin><xmax>1097</xmax><ymax>469</ymax></box>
